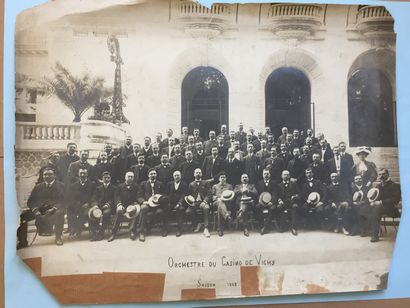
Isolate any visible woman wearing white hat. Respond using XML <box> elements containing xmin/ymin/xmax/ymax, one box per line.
<box><xmin>352</xmin><ymin>146</ymin><xmax>377</xmax><ymax>188</ymax></box>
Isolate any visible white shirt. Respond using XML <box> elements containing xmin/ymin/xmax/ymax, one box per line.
<box><xmin>174</xmin><ymin>181</ymin><xmax>180</xmax><ymax>190</ymax></box>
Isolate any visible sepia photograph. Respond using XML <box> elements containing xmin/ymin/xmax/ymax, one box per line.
<box><xmin>13</xmin><ymin>0</ymin><xmax>401</xmax><ymax>304</ymax></box>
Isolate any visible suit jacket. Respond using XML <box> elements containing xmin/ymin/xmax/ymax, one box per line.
<box><xmin>235</xmin><ymin>131</ymin><xmax>247</xmax><ymax>145</ymax></box>
<box><xmin>169</xmin><ymin>154</ymin><xmax>186</xmax><ymax>171</ymax></box>
<box><xmin>194</xmin><ymin>152</ymin><xmax>206</xmax><ymax>168</ymax></box>
<box><xmin>66</xmin><ymin>180</ymin><xmax>96</xmax><ymax>209</ymax></box>
<box><xmin>326</xmin><ymin>183</ymin><xmax>350</xmax><ymax>204</ymax></box>
<box><xmin>240</xmin><ymin>142</ymin><xmax>255</xmax><ymax>153</ymax></box>
<box><xmin>351</xmin><ymin>184</ymin><xmax>369</xmax><ymax>205</ymax></box>
<box><xmin>204</xmin><ymin>139</ymin><xmax>218</xmax><ymax>155</ymax></box>
<box><xmin>27</xmin><ymin>181</ymin><xmax>65</xmax><ymax>210</ymax></box>
<box><xmin>115</xmin><ymin>182</ymin><xmax>139</xmax><ymax>206</ymax></box>
<box><xmin>212</xmin><ymin>182</ymin><xmax>234</xmax><ymax>200</ymax></box>
<box><xmin>166</xmin><ymin>181</ymin><xmax>188</xmax><ymax>206</ymax></box>
<box><xmin>188</xmin><ymin>180</ymin><xmax>212</xmax><ymax>204</ymax></box>
<box><xmin>137</xmin><ymin>180</ymin><xmax>166</xmax><ymax>204</ymax></box>
<box><xmin>202</xmin><ymin>155</ymin><xmax>226</xmax><ymax>180</ymax></box>
<box><xmin>341</xmin><ymin>152</ymin><xmax>354</xmax><ymax>170</ymax></box>
<box><xmin>319</xmin><ymin>147</ymin><xmax>333</xmax><ymax>162</ymax></box>
<box><xmin>301</xmin><ymin>179</ymin><xmax>327</xmax><ymax>202</ymax></box>
<box><xmin>233</xmin><ymin>183</ymin><xmax>258</xmax><ymax>206</ymax></box>
<box><xmin>255</xmin><ymin>179</ymin><xmax>277</xmax><ymax>196</ymax></box>
<box><xmin>146</xmin><ymin>154</ymin><xmax>161</xmax><ymax>168</ymax></box>
<box><xmin>377</xmin><ymin>180</ymin><xmax>401</xmax><ymax>207</ymax></box>
<box><xmin>309</xmin><ymin>161</ymin><xmax>328</xmax><ymax>183</ymax></box>
<box><xmin>57</xmin><ymin>154</ymin><xmax>80</xmax><ymax>182</ymax></box>
<box><xmin>278</xmin><ymin>151</ymin><xmax>291</xmax><ymax>167</ymax></box>
<box><xmin>67</xmin><ymin>160</ymin><xmax>93</xmax><ymax>185</ymax></box>
<box><xmin>161</xmin><ymin>146</ymin><xmax>175</xmax><ymax>158</ymax></box>
<box><xmin>140</xmin><ymin>146</ymin><xmax>153</xmax><ymax>159</ymax></box>
<box><xmin>243</xmin><ymin>154</ymin><xmax>260</xmax><ymax>184</ymax></box>
<box><xmin>119</xmin><ymin>144</ymin><xmax>133</xmax><ymax>159</ymax></box>
<box><xmin>277</xmin><ymin>134</ymin><xmax>287</xmax><ymax>145</ymax></box>
<box><xmin>225</xmin><ymin>158</ymin><xmax>244</xmax><ymax>186</ymax></box>
<box><xmin>326</xmin><ymin>156</ymin><xmax>352</xmax><ymax>185</ymax></box>
<box><xmin>92</xmin><ymin>183</ymin><xmax>117</xmax><ymax>211</ymax></box>
<box><xmin>129</xmin><ymin>164</ymin><xmax>149</xmax><ymax>184</ymax></box>
<box><xmin>216</xmin><ymin>144</ymin><xmax>228</xmax><ymax>159</ymax></box>
<box><xmin>154</xmin><ymin>163</ymin><xmax>174</xmax><ymax>184</ymax></box>
<box><xmin>92</xmin><ymin>162</ymin><xmax>113</xmax><ymax>183</ymax></box>
<box><xmin>126</xmin><ymin>153</ymin><xmax>139</xmax><ymax>171</ymax></box>
<box><xmin>256</xmin><ymin>149</ymin><xmax>270</xmax><ymax>166</ymax></box>
<box><xmin>263</xmin><ymin>157</ymin><xmax>285</xmax><ymax>184</ymax></box>
<box><xmin>287</xmin><ymin>157</ymin><xmax>308</xmax><ymax>183</ymax></box>
<box><xmin>180</xmin><ymin>160</ymin><xmax>201</xmax><ymax>184</ymax></box>
<box><xmin>276</xmin><ymin>181</ymin><xmax>300</xmax><ymax>205</ymax></box>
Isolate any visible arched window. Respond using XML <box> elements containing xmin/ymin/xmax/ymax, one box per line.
<box><xmin>265</xmin><ymin>67</ymin><xmax>311</xmax><ymax>138</ymax></box>
<box><xmin>348</xmin><ymin>68</ymin><xmax>395</xmax><ymax>147</ymax></box>
<box><xmin>181</xmin><ymin>67</ymin><xmax>228</xmax><ymax>137</ymax></box>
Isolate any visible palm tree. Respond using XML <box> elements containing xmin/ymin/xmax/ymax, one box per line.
<box><xmin>43</xmin><ymin>62</ymin><xmax>109</xmax><ymax>122</ymax></box>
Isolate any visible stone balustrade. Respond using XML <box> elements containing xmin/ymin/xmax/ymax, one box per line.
<box><xmin>21</xmin><ymin>123</ymin><xmax>80</xmax><ymax>141</ymax></box>
<box><xmin>268</xmin><ymin>4</ymin><xmax>322</xmax><ymax>19</ymax></box>
<box><xmin>179</xmin><ymin>1</ymin><xmax>230</xmax><ymax>16</ymax></box>
<box><xmin>357</xmin><ymin>6</ymin><xmax>392</xmax><ymax>23</ymax></box>
<box><xmin>355</xmin><ymin>6</ymin><xmax>394</xmax><ymax>42</ymax></box>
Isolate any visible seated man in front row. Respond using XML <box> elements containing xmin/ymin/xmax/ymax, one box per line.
<box><xmin>212</xmin><ymin>172</ymin><xmax>234</xmax><ymax>237</ymax></box>
<box><xmin>17</xmin><ymin>167</ymin><xmax>65</xmax><ymax>248</ymax></box>
<box><xmin>234</xmin><ymin>173</ymin><xmax>258</xmax><ymax>237</ymax></box>
<box><xmin>166</xmin><ymin>170</ymin><xmax>188</xmax><ymax>237</ymax></box>
<box><xmin>186</xmin><ymin>168</ymin><xmax>212</xmax><ymax>238</ymax></box>
<box><xmin>65</xmin><ymin>168</ymin><xmax>96</xmax><ymax>239</ymax></box>
<box><xmin>108</xmin><ymin>171</ymin><xmax>140</xmax><ymax>242</ymax></box>
<box><xmin>276</xmin><ymin>170</ymin><xmax>299</xmax><ymax>236</ymax></box>
<box><xmin>255</xmin><ymin>169</ymin><xmax>277</xmax><ymax>235</ymax></box>
<box><xmin>368</xmin><ymin>168</ymin><xmax>401</xmax><ymax>243</ymax></box>
<box><xmin>90</xmin><ymin>171</ymin><xmax>116</xmax><ymax>241</ymax></box>
<box><xmin>137</xmin><ymin>168</ymin><xmax>169</xmax><ymax>242</ymax></box>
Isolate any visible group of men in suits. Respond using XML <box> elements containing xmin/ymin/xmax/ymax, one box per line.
<box><xmin>16</xmin><ymin>124</ymin><xmax>401</xmax><ymax>249</ymax></box>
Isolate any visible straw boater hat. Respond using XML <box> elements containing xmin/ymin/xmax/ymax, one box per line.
<box><xmin>148</xmin><ymin>194</ymin><xmax>162</xmax><ymax>208</ymax></box>
<box><xmin>308</xmin><ymin>192</ymin><xmax>321</xmax><ymax>205</ymax></box>
<box><xmin>259</xmin><ymin>192</ymin><xmax>272</xmax><ymax>206</ymax></box>
<box><xmin>184</xmin><ymin>195</ymin><xmax>196</xmax><ymax>207</ymax></box>
<box><xmin>353</xmin><ymin>191</ymin><xmax>364</xmax><ymax>202</ymax></box>
<box><xmin>367</xmin><ymin>188</ymin><xmax>380</xmax><ymax>203</ymax></box>
<box><xmin>221</xmin><ymin>190</ymin><xmax>235</xmax><ymax>202</ymax></box>
<box><xmin>124</xmin><ymin>204</ymin><xmax>140</xmax><ymax>219</ymax></box>
<box><xmin>88</xmin><ymin>205</ymin><xmax>102</xmax><ymax>221</ymax></box>
<box><xmin>355</xmin><ymin>146</ymin><xmax>372</xmax><ymax>156</ymax></box>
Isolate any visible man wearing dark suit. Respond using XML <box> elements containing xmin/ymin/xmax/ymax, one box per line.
<box><xmin>179</xmin><ymin>126</ymin><xmax>189</xmax><ymax>146</ymax></box>
<box><xmin>137</xmin><ymin>169</ymin><xmax>169</xmax><ymax>241</ymax></box>
<box><xmin>326</xmin><ymin>146</ymin><xmax>352</xmax><ymax>187</ymax></box>
<box><xmin>277</xmin><ymin>127</ymin><xmax>289</xmax><ymax>145</ymax></box>
<box><xmin>235</xmin><ymin>122</ymin><xmax>247</xmax><ymax>145</ymax></box>
<box><xmin>204</xmin><ymin>130</ymin><xmax>218</xmax><ymax>155</ymax></box>
<box><xmin>166</xmin><ymin>170</ymin><xmax>189</xmax><ymax>237</ymax></box>
<box><xmin>57</xmin><ymin>142</ymin><xmax>80</xmax><ymax>183</ymax></box>
<box><xmin>162</xmin><ymin>128</ymin><xmax>174</xmax><ymax>148</ymax></box>
<box><xmin>193</xmin><ymin>129</ymin><xmax>203</xmax><ymax>144</ymax></box>
<box><xmin>108</xmin><ymin>148</ymin><xmax>123</xmax><ymax>185</ymax></box>
<box><xmin>169</xmin><ymin>144</ymin><xmax>186</xmax><ymax>171</ymax></box>
<box><xmin>305</xmin><ymin>129</ymin><xmax>318</xmax><ymax>147</ymax></box>
<box><xmin>183</xmin><ymin>135</ymin><xmax>197</xmax><ymax>156</ymax></box>
<box><xmin>119</xmin><ymin>136</ymin><xmax>134</xmax><ymax>179</ymax></box>
<box><xmin>194</xmin><ymin>142</ymin><xmax>206</xmax><ymax>168</ymax></box>
<box><xmin>141</xmin><ymin>136</ymin><xmax>153</xmax><ymax>159</ymax></box>
<box><xmin>130</xmin><ymin>155</ymin><xmax>149</xmax><ymax>184</ymax></box>
<box><xmin>350</xmin><ymin>175</ymin><xmax>370</xmax><ymax>236</ymax></box>
<box><xmin>287</xmin><ymin>147</ymin><xmax>308</xmax><ymax>185</ymax></box>
<box><xmin>300</xmin><ymin>145</ymin><xmax>313</xmax><ymax>166</ymax></box>
<box><xmin>240</xmin><ymin>133</ymin><xmax>255</xmax><ymax>153</ymax></box>
<box><xmin>162</xmin><ymin>137</ymin><xmax>176</xmax><ymax>158</ymax></box>
<box><xmin>211</xmin><ymin>172</ymin><xmax>234</xmax><ymax>236</ymax></box>
<box><xmin>180</xmin><ymin>150</ymin><xmax>200</xmax><ymax>184</ymax></box>
<box><xmin>309</xmin><ymin>153</ymin><xmax>328</xmax><ymax>183</ymax></box>
<box><xmin>186</xmin><ymin>168</ymin><xmax>212</xmax><ymax>237</ymax></box>
<box><xmin>155</xmin><ymin>132</ymin><xmax>166</xmax><ymax>152</ymax></box>
<box><xmin>255</xmin><ymin>169</ymin><xmax>278</xmax><ymax>235</ymax></box>
<box><xmin>66</xmin><ymin>150</ymin><xmax>93</xmax><ymax>185</ymax></box>
<box><xmin>369</xmin><ymin>169</ymin><xmax>401</xmax><ymax>242</ymax></box>
<box><xmin>146</xmin><ymin>143</ymin><xmax>161</xmax><ymax>168</ymax></box>
<box><xmin>126</xmin><ymin>144</ymin><xmax>141</xmax><ymax>171</ymax></box>
<box><xmin>325</xmin><ymin>172</ymin><xmax>351</xmax><ymax>234</ymax></box>
<box><xmin>202</xmin><ymin>147</ymin><xmax>226</xmax><ymax>183</ymax></box>
<box><xmin>65</xmin><ymin>168</ymin><xmax>96</xmax><ymax>238</ymax></box>
<box><xmin>339</xmin><ymin>141</ymin><xmax>354</xmax><ymax>170</ymax></box>
<box><xmin>276</xmin><ymin>170</ymin><xmax>299</xmax><ymax>235</ymax></box>
<box><xmin>90</xmin><ymin>172</ymin><xmax>117</xmax><ymax>241</ymax></box>
<box><xmin>278</xmin><ymin>143</ymin><xmax>291</xmax><ymax>167</ymax></box>
<box><xmin>292</xmin><ymin>129</ymin><xmax>304</xmax><ymax>148</ymax></box>
<box><xmin>225</xmin><ymin>148</ymin><xmax>244</xmax><ymax>186</ymax></box>
<box><xmin>243</xmin><ymin>144</ymin><xmax>260</xmax><ymax>185</ymax></box>
<box><xmin>37</xmin><ymin>152</ymin><xmax>61</xmax><ymax>184</ymax></box>
<box><xmin>256</xmin><ymin>140</ymin><xmax>270</xmax><ymax>167</ymax></box>
<box><xmin>263</xmin><ymin>147</ymin><xmax>285</xmax><ymax>184</ymax></box>
<box><xmin>266</xmin><ymin>134</ymin><xmax>278</xmax><ymax>152</ymax></box>
<box><xmin>300</xmin><ymin>168</ymin><xmax>327</xmax><ymax>229</ymax></box>
<box><xmin>319</xmin><ymin>139</ymin><xmax>333</xmax><ymax>163</ymax></box>
<box><xmin>154</xmin><ymin>154</ymin><xmax>174</xmax><ymax>184</ymax></box>
<box><xmin>17</xmin><ymin>168</ymin><xmax>66</xmax><ymax>249</ymax></box>
<box><xmin>108</xmin><ymin>171</ymin><xmax>140</xmax><ymax>242</ymax></box>
<box><xmin>219</xmin><ymin>124</ymin><xmax>230</xmax><ymax>144</ymax></box>
<box><xmin>92</xmin><ymin>151</ymin><xmax>113</xmax><ymax>184</ymax></box>
<box><xmin>216</xmin><ymin>135</ymin><xmax>228</xmax><ymax>159</ymax></box>
<box><xmin>233</xmin><ymin>173</ymin><xmax>258</xmax><ymax>236</ymax></box>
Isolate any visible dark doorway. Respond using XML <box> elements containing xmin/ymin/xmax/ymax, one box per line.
<box><xmin>348</xmin><ymin>68</ymin><xmax>395</xmax><ymax>147</ymax></box>
<box><xmin>181</xmin><ymin>67</ymin><xmax>229</xmax><ymax>138</ymax></box>
<box><xmin>265</xmin><ymin>67</ymin><xmax>311</xmax><ymax>138</ymax></box>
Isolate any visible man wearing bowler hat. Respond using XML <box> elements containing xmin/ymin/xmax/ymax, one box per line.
<box><xmin>90</xmin><ymin>171</ymin><xmax>116</xmax><ymax>241</ymax></box>
<box><xmin>17</xmin><ymin>167</ymin><xmax>65</xmax><ymax>249</ymax></box>
<box><xmin>368</xmin><ymin>168</ymin><xmax>401</xmax><ymax>243</ymax></box>
<box><xmin>255</xmin><ymin>169</ymin><xmax>278</xmax><ymax>235</ymax></box>
<box><xmin>137</xmin><ymin>168</ymin><xmax>169</xmax><ymax>241</ymax></box>
<box><xmin>300</xmin><ymin>168</ymin><xmax>327</xmax><ymax>230</ymax></box>
<box><xmin>276</xmin><ymin>170</ymin><xmax>300</xmax><ymax>236</ymax></box>
<box><xmin>166</xmin><ymin>170</ymin><xmax>188</xmax><ymax>237</ymax></box>
<box><xmin>233</xmin><ymin>173</ymin><xmax>258</xmax><ymax>237</ymax></box>
<box><xmin>211</xmin><ymin>172</ymin><xmax>234</xmax><ymax>236</ymax></box>
<box><xmin>108</xmin><ymin>172</ymin><xmax>140</xmax><ymax>242</ymax></box>
<box><xmin>65</xmin><ymin>168</ymin><xmax>96</xmax><ymax>239</ymax></box>
<box><xmin>186</xmin><ymin>168</ymin><xmax>212</xmax><ymax>237</ymax></box>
